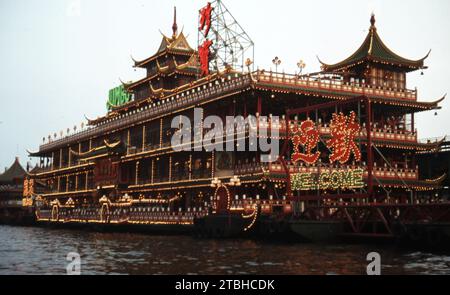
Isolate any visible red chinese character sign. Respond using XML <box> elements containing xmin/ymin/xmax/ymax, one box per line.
<box><xmin>199</xmin><ymin>2</ymin><xmax>213</xmax><ymax>37</ymax></box>
<box><xmin>290</xmin><ymin>112</ymin><xmax>362</xmax><ymax>165</ymax></box>
<box><xmin>326</xmin><ymin>111</ymin><xmax>362</xmax><ymax>164</ymax></box>
<box><xmin>197</xmin><ymin>1</ymin><xmax>254</xmax><ymax>73</ymax></box>
<box><xmin>199</xmin><ymin>39</ymin><xmax>213</xmax><ymax>76</ymax></box>
<box><xmin>198</xmin><ymin>2</ymin><xmax>214</xmax><ymax>77</ymax></box>
<box><xmin>291</xmin><ymin>120</ymin><xmax>321</xmax><ymax>164</ymax></box>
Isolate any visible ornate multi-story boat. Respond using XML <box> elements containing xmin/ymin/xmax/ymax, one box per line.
<box><xmin>25</xmin><ymin>1</ymin><xmax>449</xmax><ymax>244</ymax></box>
<box><xmin>0</xmin><ymin>158</ymin><xmax>37</xmax><ymax>225</ymax></box>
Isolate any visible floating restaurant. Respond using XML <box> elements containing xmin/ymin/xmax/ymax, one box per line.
<box><xmin>25</xmin><ymin>1</ymin><xmax>449</xmax><ymax>245</ymax></box>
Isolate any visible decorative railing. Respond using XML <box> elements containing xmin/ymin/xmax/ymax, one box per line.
<box><xmin>234</xmin><ymin>163</ymin><xmax>263</xmax><ymax>175</ymax></box>
<box><xmin>37</xmin><ymin>206</ymin><xmax>208</xmax><ymax>225</ymax></box>
<box><xmin>229</xmin><ymin>198</ymin><xmax>293</xmax><ymax>216</ymax></box>
<box><xmin>36</xmin><ymin>70</ymin><xmax>420</xmax><ymax>156</ymax></box>
<box><xmin>123</xmin><ymin>122</ymin><xmax>419</xmax><ymax>164</ymax></box>
<box><xmin>40</xmin><ymin>187</ymin><xmax>96</xmax><ymax>197</ymax></box>
<box><xmin>37</xmin><ymin>74</ymin><xmax>252</xmax><ymax>153</ymax></box>
<box><xmin>59</xmin><ymin>208</ymin><xmax>100</xmax><ymax>222</ymax></box>
<box><xmin>127</xmin><ymin>207</ymin><xmax>207</xmax><ymax>224</ymax></box>
<box><xmin>418</xmin><ymin>137</ymin><xmax>447</xmax><ymax>144</ymax></box>
<box><xmin>32</xmin><ymin>162</ymin><xmax>93</xmax><ymax>177</ymax></box>
<box><xmin>257</xmin><ymin>119</ymin><xmax>418</xmax><ymax>143</ymax></box>
<box><xmin>265</xmin><ymin>163</ymin><xmax>419</xmax><ymax>181</ymax></box>
<box><xmin>255</xmin><ymin>71</ymin><xmax>418</xmax><ymax>101</ymax></box>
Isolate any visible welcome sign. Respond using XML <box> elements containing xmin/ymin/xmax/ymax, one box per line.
<box><xmin>291</xmin><ymin>168</ymin><xmax>365</xmax><ymax>191</ymax></box>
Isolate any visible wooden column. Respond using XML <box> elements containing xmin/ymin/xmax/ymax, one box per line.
<box><xmin>257</xmin><ymin>96</ymin><xmax>262</xmax><ymax>116</ymax></box>
<box><xmin>57</xmin><ymin>177</ymin><xmax>61</xmax><ymax>192</ymax></box>
<box><xmin>211</xmin><ymin>151</ymin><xmax>215</xmax><ymax>178</ymax></box>
<box><xmin>51</xmin><ymin>152</ymin><xmax>54</xmax><ymax>170</ymax></box>
<box><xmin>151</xmin><ymin>159</ymin><xmax>155</xmax><ymax>184</ymax></box>
<box><xmin>66</xmin><ymin>176</ymin><xmax>69</xmax><ymax>192</ymax></box>
<box><xmin>189</xmin><ymin>154</ymin><xmax>193</xmax><ymax>181</ymax></box>
<box><xmin>135</xmin><ymin>161</ymin><xmax>140</xmax><ymax>185</ymax></box>
<box><xmin>68</xmin><ymin>148</ymin><xmax>72</xmax><ymax>167</ymax></box>
<box><xmin>159</xmin><ymin>118</ymin><xmax>163</xmax><ymax>149</ymax></box>
<box><xmin>366</xmin><ymin>100</ymin><xmax>374</xmax><ymax>198</ymax></box>
<box><xmin>243</xmin><ymin>97</ymin><xmax>248</xmax><ymax>117</ymax></box>
<box><xmin>85</xmin><ymin>172</ymin><xmax>89</xmax><ymax>190</ymax></box>
<box><xmin>169</xmin><ymin>156</ymin><xmax>172</xmax><ymax>182</ymax></box>
<box><xmin>75</xmin><ymin>174</ymin><xmax>79</xmax><ymax>191</ymax></box>
<box><xmin>142</xmin><ymin>125</ymin><xmax>146</xmax><ymax>151</ymax></box>
<box><xmin>59</xmin><ymin>149</ymin><xmax>63</xmax><ymax>168</ymax></box>
<box><xmin>78</xmin><ymin>143</ymin><xmax>81</xmax><ymax>166</ymax></box>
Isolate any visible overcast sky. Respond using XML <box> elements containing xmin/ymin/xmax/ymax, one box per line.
<box><xmin>0</xmin><ymin>0</ymin><xmax>449</xmax><ymax>170</ymax></box>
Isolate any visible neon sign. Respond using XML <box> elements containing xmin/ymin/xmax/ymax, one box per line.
<box><xmin>291</xmin><ymin>112</ymin><xmax>362</xmax><ymax>165</ymax></box>
<box><xmin>291</xmin><ymin>168</ymin><xmax>364</xmax><ymax>191</ymax></box>
<box><xmin>199</xmin><ymin>2</ymin><xmax>213</xmax><ymax>37</ymax></box>
<box><xmin>327</xmin><ymin>111</ymin><xmax>362</xmax><ymax>164</ymax></box>
<box><xmin>198</xmin><ymin>39</ymin><xmax>213</xmax><ymax>76</ymax></box>
<box><xmin>198</xmin><ymin>2</ymin><xmax>214</xmax><ymax>77</ymax></box>
<box><xmin>292</xmin><ymin>119</ymin><xmax>321</xmax><ymax>164</ymax></box>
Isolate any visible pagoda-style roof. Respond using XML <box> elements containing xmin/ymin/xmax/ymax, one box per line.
<box><xmin>126</xmin><ymin>54</ymin><xmax>199</xmax><ymax>92</ymax></box>
<box><xmin>133</xmin><ymin>32</ymin><xmax>195</xmax><ymax>69</ymax></box>
<box><xmin>319</xmin><ymin>14</ymin><xmax>430</xmax><ymax>73</ymax></box>
<box><xmin>132</xmin><ymin>7</ymin><xmax>194</xmax><ymax>69</ymax></box>
<box><xmin>174</xmin><ymin>54</ymin><xmax>200</xmax><ymax>72</ymax></box>
<box><xmin>0</xmin><ymin>157</ymin><xmax>26</xmax><ymax>184</ymax></box>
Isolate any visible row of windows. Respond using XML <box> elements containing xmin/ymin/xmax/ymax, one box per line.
<box><xmin>370</xmin><ymin>68</ymin><xmax>406</xmax><ymax>89</ymax></box>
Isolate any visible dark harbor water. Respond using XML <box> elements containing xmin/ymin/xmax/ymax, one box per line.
<box><xmin>0</xmin><ymin>225</ymin><xmax>449</xmax><ymax>275</ymax></box>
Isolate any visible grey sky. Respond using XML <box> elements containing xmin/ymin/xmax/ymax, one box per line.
<box><xmin>0</xmin><ymin>0</ymin><xmax>449</xmax><ymax>170</ymax></box>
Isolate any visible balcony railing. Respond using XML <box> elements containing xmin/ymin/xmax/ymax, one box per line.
<box><xmin>258</xmin><ymin>120</ymin><xmax>418</xmax><ymax>143</ymax></box>
<box><xmin>255</xmin><ymin>71</ymin><xmax>417</xmax><ymax>101</ymax></box>
<box><xmin>265</xmin><ymin>163</ymin><xmax>419</xmax><ymax>181</ymax></box>
<box><xmin>234</xmin><ymin>163</ymin><xmax>263</xmax><ymax>175</ymax></box>
<box><xmin>36</xmin><ymin>70</ymin><xmax>420</xmax><ymax>157</ymax></box>
<box><xmin>32</xmin><ymin>161</ymin><xmax>92</xmax><ymax>176</ymax></box>
<box><xmin>37</xmin><ymin>206</ymin><xmax>207</xmax><ymax>225</ymax></box>
<box><xmin>38</xmin><ymin>74</ymin><xmax>252</xmax><ymax>153</ymax></box>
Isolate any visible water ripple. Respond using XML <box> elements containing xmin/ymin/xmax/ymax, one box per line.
<box><xmin>0</xmin><ymin>225</ymin><xmax>449</xmax><ymax>275</ymax></box>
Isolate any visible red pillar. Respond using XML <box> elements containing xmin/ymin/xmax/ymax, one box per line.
<box><xmin>366</xmin><ymin>99</ymin><xmax>374</xmax><ymax>198</ymax></box>
<box><xmin>257</xmin><ymin>96</ymin><xmax>262</xmax><ymax>116</ymax></box>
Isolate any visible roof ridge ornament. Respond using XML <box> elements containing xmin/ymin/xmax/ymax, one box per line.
<box><xmin>370</xmin><ymin>13</ymin><xmax>376</xmax><ymax>28</ymax></box>
<box><xmin>172</xmin><ymin>6</ymin><xmax>178</xmax><ymax>39</ymax></box>
<box><xmin>368</xmin><ymin>14</ymin><xmax>375</xmax><ymax>55</ymax></box>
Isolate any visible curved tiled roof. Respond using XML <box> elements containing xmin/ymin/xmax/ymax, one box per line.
<box><xmin>134</xmin><ymin>32</ymin><xmax>195</xmax><ymax>69</ymax></box>
<box><xmin>319</xmin><ymin>14</ymin><xmax>429</xmax><ymax>72</ymax></box>
<box><xmin>0</xmin><ymin>157</ymin><xmax>26</xmax><ymax>183</ymax></box>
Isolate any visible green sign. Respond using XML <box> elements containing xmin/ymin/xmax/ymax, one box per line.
<box><xmin>107</xmin><ymin>85</ymin><xmax>131</xmax><ymax>111</ymax></box>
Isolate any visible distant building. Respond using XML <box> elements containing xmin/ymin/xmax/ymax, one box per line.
<box><xmin>418</xmin><ymin>138</ymin><xmax>450</xmax><ymax>200</ymax></box>
<box><xmin>0</xmin><ymin>157</ymin><xmax>29</xmax><ymax>224</ymax></box>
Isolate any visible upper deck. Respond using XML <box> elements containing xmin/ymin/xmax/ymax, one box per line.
<box><xmin>32</xmin><ymin>70</ymin><xmax>441</xmax><ymax>156</ymax></box>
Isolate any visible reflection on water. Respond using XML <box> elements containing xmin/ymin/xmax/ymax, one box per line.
<box><xmin>0</xmin><ymin>225</ymin><xmax>449</xmax><ymax>275</ymax></box>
